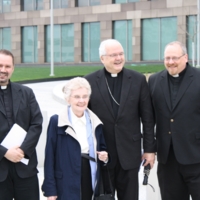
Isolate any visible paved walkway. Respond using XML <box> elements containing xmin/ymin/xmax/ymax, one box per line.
<box><xmin>24</xmin><ymin>80</ymin><xmax>147</xmax><ymax>200</ymax></box>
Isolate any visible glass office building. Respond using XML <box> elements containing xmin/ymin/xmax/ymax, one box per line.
<box><xmin>0</xmin><ymin>0</ymin><xmax>198</xmax><ymax>64</ymax></box>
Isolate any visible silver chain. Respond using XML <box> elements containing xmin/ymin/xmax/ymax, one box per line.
<box><xmin>105</xmin><ymin>77</ymin><xmax>120</xmax><ymax>106</ymax></box>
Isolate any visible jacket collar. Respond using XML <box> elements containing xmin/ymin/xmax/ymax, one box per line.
<box><xmin>95</xmin><ymin>68</ymin><xmax>132</xmax><ymax>119</ymax></box>
<box><xmin>160</xmin><ymin>63</ymin><xmax>194</xmax><ymax>111</ymax></box>
<box><xmin>57</xmin><ymin>107</ymin><xmax>103</xmax><ymax>139</ymax></box>
<box><xmin>0</xmin><ymin>82</ymin><xmax>21</xmax><ymax>117</ymax></box>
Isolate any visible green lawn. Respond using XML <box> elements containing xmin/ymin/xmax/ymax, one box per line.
<box><xmin>11</xmin><ymin>64</ymin><xmax>165</xmax><ymax>82</ymax></box>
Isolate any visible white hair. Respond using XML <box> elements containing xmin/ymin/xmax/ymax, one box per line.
<box><xmin>62</xmin><ymin>77</ymin><xmax>91</xmax><ymax>104</ymax></box>
<box><xmin>99</xmin><ymin>39</ymin><xmax>123</xmax><ymax>57</ymax></box>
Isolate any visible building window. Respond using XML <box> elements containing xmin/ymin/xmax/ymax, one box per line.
<box><xmin>113</xmin><ymin>20</ymin><xmax>133</xmax><ymax>61</ymax></box>
<box><xmin>142</xmin><ymin>17</ymin><xmax>177</xmax><ymax>61</ymax></box>
<box><xmin>0</xmin><ymin>28</ymin><xmax>11</xmax><ymax>50</ymax></box>
<box><xmin>53</xmin><ymin>0</ymin><xmax>68</xmax><ymax>9</ymax></box>
<box><xmin>82</xmin><ymin>22</ymin><xmax>100</xmax><ymax>62</ymax></box>
<box><xmin>77</xmin><ymin>0</ymin><xmax>100</xmax><ymax>7</ymax></box>
<box><xmin>114</xmin><ymin>0</ymin><xmax>139</xmax><ymax>3</ymax></box>
<box><xmin>0</xmin><ymin>0</ymin><xmax>11</xmax><ymax>13</ymax></box>
<box><xmin>22</xmin><ymin>26</ymin><xmax>38</xmax><ymax>63</ymax></box>
<box><xmin>186</xmin><ymin>15</ymin><xmax>197</xmax><ymax>61</ymax></box>
<box><xmin>45</xmin><ymin>24</ymin><xmax>74</xmax><ymax>63</ymax></box>
<box><xmin>22</xmin><ymin>0</ymin><xmax>43</xmax><ymax>11</ymax></box>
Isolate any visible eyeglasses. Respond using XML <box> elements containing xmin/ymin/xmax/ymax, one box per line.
<box><xmin>164</xmin><ymin>54</ymin><xmax>185</xmax><ymax>62</ymax></box>
<box><xmin>104</xmin><ymin>52</ymin><xmax>124</xmax><ymax>58</ymax></box>
<box><xmin>70</xmin><ymin>95</ymin><xmax>89</xmax><ymax>100</ymax></box>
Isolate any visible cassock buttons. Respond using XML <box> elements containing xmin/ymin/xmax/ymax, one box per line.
<box><xmin>170</xmin><ymin>119</ymin><xmax>174</xmax><ymax>122</ymax></box>
<box><xmin>169</xmin><ymin>132</ymin><xmax>171</xmax><ymax>134</ymax></box>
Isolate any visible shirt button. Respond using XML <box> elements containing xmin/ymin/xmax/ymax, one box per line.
<box><xmin>169</xmin><ymin>132</ymin><xmax>171</xmax><ymax>134</ymax></box>
<box><xmin>170</xmin><ymin>119</ymin><xmax>174</xmax><ymax>122</ymax></box>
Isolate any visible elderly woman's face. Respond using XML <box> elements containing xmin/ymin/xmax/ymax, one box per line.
<box><xmin>68</xmin><ymin>87</ymin><xmax>89</xmax><ymax>117</ymax></box>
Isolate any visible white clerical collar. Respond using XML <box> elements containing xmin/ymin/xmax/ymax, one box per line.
<box><xmin>111</xmin><ymin>73</ymin><xmax>117</xmax><ymax>77</ymax></box>
<box><xmin>1</xmin><ymin>85</ymin><xmax>7</xmax><ymax>90</ymax></box>
<box><xmin>172</xmin><ymin>74</ymin><xmax>179</xmax><ymax>78</ymax></box>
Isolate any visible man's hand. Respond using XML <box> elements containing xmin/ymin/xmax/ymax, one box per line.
<box><xmin>4</xmin><ymin>146</ymin><xmax>24</xmax><ymax>163</ymax></box>
<box><xmin>142</xmin><ymin>153</ymin><xmax>155</xmax><ymax>169</ymax></box>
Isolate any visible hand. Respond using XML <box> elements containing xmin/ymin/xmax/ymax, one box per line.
<box><xmin>97</xmin><ymin>151</ymin><xmax>108</xmax><ymax>162</ymax></box>
<box><xmin>17</xmin><ymin>147</ymin><xmax>24</xmax><ymax>155</ymax></box>
<box><xmin>142</xmin><ymin>153</ymin><xmax>155</xmax><ymax>169</ymax></box>
<box><xmin>47</xmin><ymin>196</ymin><xmax>57</xmax><ymax>200</ymax></box>
<box><xmin>4</xmin><ymin>146</ymin><xmax>24</xmax><ymax>163</ymax></box>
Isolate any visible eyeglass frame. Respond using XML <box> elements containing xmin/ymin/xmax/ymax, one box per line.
<box><xmin>70</xmin><ymin>95</ymin><xmax>89</xmax><ymax>100</ymax></box>
<box><xmin>164</xmin><ymin>54</ymin><xmax>185</xmax><ymax>62</ymax></box>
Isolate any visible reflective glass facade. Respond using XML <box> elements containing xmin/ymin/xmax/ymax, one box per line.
<box><xmin>78</xmin><ymin>0</ymin><xmax>100</xmax><ymax>7</ymax></box>
<box><xmin>45</xmin><ymin>24</ymin><xmax>74</xmax><ymax>62</ymax></box>
<box><xmin>82</xmin><ymin>22</ymin><xmax>100</xmax><ymax>62</ymax></box>
<box><xmin>22</xmin><ymin>0</ymin><xmax>43</xmax><ymax>11</ymax></box>
<box><xmin>0</xmin><ymin>0</ymin><xmax>11</xmax><ymax>13</ymax></box>
<box><xmin>187</xmin><ymin>15</ymin><xmax>197</xmax><ymax>60</ymax></box>
<box><xmin>22</xmin><ymin>26</ymin><xmax>38</xmax><ymax>63</ymax></box>
<box><xmin>0</xmin><ymin>0</ymin><xmax>196</xmax><ymax>64</ymax></box>
<box><xmin>113</xmin><ymin>20</ymin><xmax>133</xmax><ymax>61</ymax></box>
<box><xmin>53</xmin><ymin>0</ymin><xmax>68</xmax><ymax>9</ymax></box>
<box><xmin>142</xmin><ymin>17</ymin><xmax>177</xmax><ymax>61</ymax></box>
<box><xmin>115</xmin><ymin>0</ymin><xmax>139</xmax><ymax>3</ymax></box>
<box><xmin>0</xmin><ymin>27</ymin><xmax>11</xmax><ymax>50</ymax></box>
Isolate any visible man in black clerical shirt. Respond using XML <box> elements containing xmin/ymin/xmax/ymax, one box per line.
<box><xmin>0</xmin><ymin>49</ymin><xmax>43</xmax><ymax>200</ymax></box>
<box><xmin>149</xmin><ymin>41</ymin><xmax>200</xmax><ymax>200</ymax></box>
<box><xmin>85</xmin><ymin>39</ymin><xmax>156</xmax><ymax>200</ymax></box>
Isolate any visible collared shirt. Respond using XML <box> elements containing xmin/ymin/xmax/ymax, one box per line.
<box><xmin>70</xmin><ymin>107</ymin><xmax>89</xmax><ymax>153</ymax></box>
<box><xmin>104</xmin><ymin>68</ymin><xmax>123</xmax><ymax>117</ymax></box>
<box><xmin>0</xmin><ymin>83</ymin><xmax>14</xmax><ymax>128</ymax></box>
<box><xmin>168</xmin><ymin>64</ymin><xmax>187</xmax><ymax>109</ymax></box>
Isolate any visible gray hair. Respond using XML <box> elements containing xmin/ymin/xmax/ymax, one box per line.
<box><xmin>99</xmin><ymin>39</ymin><xmax>123</xmax><ymax>57</ymax></box>
<box><xmin>164</xmin><ymin>41</ymin><xmax>187</xmax><ymax>55</ymax></box>
<box><xmin>62</xmin><ymin>77</ymin><xmax>91</xmax><ymax>104</ymax></box>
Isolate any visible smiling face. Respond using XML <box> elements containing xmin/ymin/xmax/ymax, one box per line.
<box><xmin>100</xmin><ymin>42</ymin><xmax>125</xmax><ymax>74</ymax></box>
<box><xmin>0</xmin><ymin>53</ymin><xmax>14</xmax><ymax>86</ymax></box>
<box><xmin>68</xmin><ymin>87</ymin><xmax>89</xmax><ymax>117</ymax></box>
<box><xmin>164</xmin><ymin>44</ymin><xmax>188</xmax><ymax>76</ymax></box>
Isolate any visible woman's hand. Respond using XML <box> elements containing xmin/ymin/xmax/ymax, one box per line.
<box><xmin>97</xmin><ymin>151</ymin><xmax>108</xmax><ymax>162</ymax></box>
<box><xmin>47</xmin><ymin>196</ymin><xmax>57</xmax><ymax>200</ymax></box>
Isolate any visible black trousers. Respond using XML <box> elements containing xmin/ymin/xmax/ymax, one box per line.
<box><xmin>0</xmin><ymin>161</ymin><xmax>39</xmax><ymax>200</ymax></box>
<box><xmin>81</xmin><ymin>156</ymin><xmax>93</xmax><ymax>200</ymax></box>
<box><xmin>107</xmin><ymin>158</ymin><xmax>139</xmax><ymax>200</ymax></box>
<box><xmin>158</xmin><ymin>146</ymin><xmax>200</xmax><ymax>200</ymax></box>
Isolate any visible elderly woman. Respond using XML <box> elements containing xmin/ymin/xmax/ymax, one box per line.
<box><xmin>42</xmin><ymin>77</ymin><xmax>108</xmax><ymax>200</ymax></box>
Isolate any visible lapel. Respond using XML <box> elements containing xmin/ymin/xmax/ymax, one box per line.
<box><xmin>95</xmin><ymin>69</ymin><xmax>115</xmax><ymax>119</ymax></box>
<box><xmin>11</xmin><ymin>83</ymin><xmax>22</xmax><ymax>119</ymax></box>
<box><xmin>172</xmin><ymin>65</ymin><xmax>193</xmax><ymax>111</ymax></box>
<box><xmin>0</xmin><ymin>91</ymin><xmax>6</xmax><ymax>116</ymax></box>
<box><xmin>117</xmin><ymin>68</ymin><xmax>132</xmax><ymax>117</ymax></box>
<box><xmin>58</xmin><ymin>107</ymin><xmax>78</xmax><ymax>141</ymax></box>
<box><xmin>160</xmin><ymin>70</ymin><xmax>171</xmax><ymax>111</ymax></box>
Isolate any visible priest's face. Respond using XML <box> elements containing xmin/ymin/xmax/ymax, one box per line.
<box><xmin>164</xmin><ymin>44</ymin><xmax>188</xmax><ymax>76</ymax></box>
<box><xmin>100</xmin><ymin>42</ymin><xmax>125</xmax><ymax>74</ymax></box>
<box><xmin>0</xmin><ymin>54</ymin><xmax>14</xmax><ymax>86</ymax></box>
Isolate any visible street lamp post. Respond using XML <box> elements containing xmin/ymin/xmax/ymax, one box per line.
<box><xmin>50</xmin><ymin>0</ymin><xmax>54</xmax><ymax>76</ymax></box>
